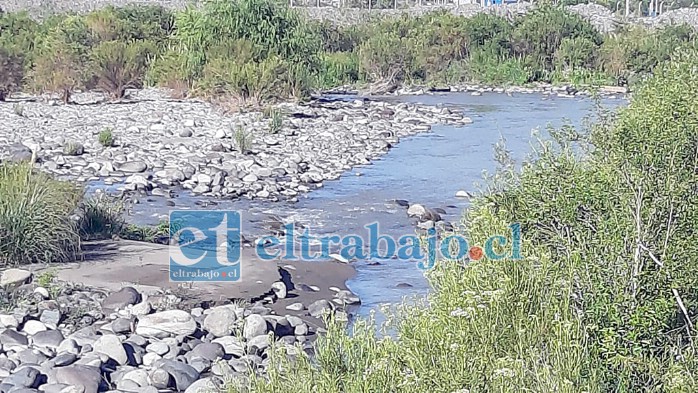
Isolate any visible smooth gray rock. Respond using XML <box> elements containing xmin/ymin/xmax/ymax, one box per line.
<box><xmin>308</xmin><ymin>299</ymin><xmax>333</xmax><ymax>318</ymax></box>
<box><xmin>92</xmin><ymin>334</ymin><xmax>127</xmax><ymax>365</ymax></box>
<box><xmin>3</xmin><ymin>367</ymin><xmax>39</xmax><ymax>388</ymax></box>
<box><xmin>187</xmin><ymin>343</ymin><xmax>224</xmax><ymax>362</ymax></box>
<box><xmin>54</xmin><ymin>366</ymin><xmax>102</xmax><ymax>393</ymax></box>
<box><xmin>31</xmin><ymin>330</ymin><xmax>64</xmax><ymax>349</ymax></box>
<box><xmin>202</xmin><ymin>307</ymin><xmax>236</xmax><ymax>338</ymax></box>
<box><xmin>147</xmin><ymin>368</ymin><xmax>170</xmax><ymax>389</ymax></box>
<box><xmin>111</xmin><ymin>318</ymin><xmax>132</xmax><ymax>334</ymax></box>
<box><xmin>136</xmin><ymin>311</ymin><xmax>196</xmax><ymax>339</ymax></box>
<box><xmin>0</xmin><ymin>269</ymin><xmax>32</xmax><ymax>288</ymax></box>
<box><xmin>183</xmin><ymin>377</ymin><xmax>221</xmax><ymax>393</ymax></box>
<box><xmin>155</xmin><ymin>359</ymin><xmax>199</xmax><ymax>391</ymax></box>
<box><xmin>100</xmin><ymin>287</ymin><xmax>141</xmax><ymax>312</ymax></box>
<box><xmin>242</xmin><ymin>315</ymin><xmax>267</xmax><ymax>340</ymax></box>
<box><xmin>119</xmin><ymin>161</ymin><xmax>147</xmax><ymax>173</ymax></box>
<box><xmin>1</xmin><ymin>329</ymin><xmax>28</xmax><ymax>349</ymax></box>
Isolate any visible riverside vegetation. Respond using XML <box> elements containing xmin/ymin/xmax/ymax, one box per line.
<box><xmin>0</xmin><ymin>0</ymin><xmax>697</xmax><ymax>105</ymax></box>
<box><xmin>229</xmin><ymin>49</ymin><xmax>698</xmax><ymax>392</ymax></box>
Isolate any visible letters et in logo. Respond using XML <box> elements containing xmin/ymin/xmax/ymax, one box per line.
<box><xmin>169</xmin><ymin>211</ymin><xmax>241</xmax><ymax>282</ymax></box>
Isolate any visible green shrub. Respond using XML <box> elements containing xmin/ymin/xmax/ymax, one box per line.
<box><xmin>0</xmin><ymin>11</ymin><xmax>38</xmax><ymax>64</ymax></box>
<box><xmin>468</xmin><ymin>46</ymin><xmax>532</xmax><ymax>85</ymax></box>
<box><xmin>0</xmin><ymin>47</ymin><xmax>23</xmax><ymax>101</ymax></box>
<box><xmin>31</xmin><ymin>17</ymin><xmax>92</xmax><ymax>103</ymax></box>
<box><xmin>113</xmin><ymin>5</ymin><xmax>174</xmax><ymax>44</ymax></box>
<box><xmin>555</xmin><ymin>36</ymin><xmax>599</xmax><ymax>71</ymax></box>
<box><xmin>98</xmin><ymin>127</ymin><xmax>115</xmax><ymax>147</ymax></box>
<box><xmin>234</xmin><ymin>126</ymin><xmax>253</xmax><ymax>154</ymax></box>
<box><xmin>358</xmin><ymin>32</ymin><xmax>419</xmax><ymax>83</ymax></box>
<box><xmin>463</xmin><ymin>12</ymin><xmax>512</xmax><ymax>53</ymax></box>
<box><xmin>146</xmin><ymin>48</ymin><xmax>200</xmax><ymax>91</ymax></box>
<box><xmin>200</xmin><ymin>56</ymin><xmax>284</xmax><ymax>106</ymax></box>
<box><xmin>317</xmin><ymin>51</ymin><xmax>359</xmax><ymax>88</ymax></box>
<box><xmin>78</xmin><ymin>193</ymin><xmax>125</xmax><ymax>240</ymax></box>
<box><xmin>90</xmin><ymin>40</ymin><xmax>155</xmax><ymax>99</ymax></box>
<box><xmin>511</xmin><ymin>4</ymin><xmax>601</xmax><ymax>72</ymax></box>
<box><xmin>268</xmin><ymin>109</ymin><xmax>283</xmax><ymax>134</ymax></box>
<box><xmin>0</xmin><ymin>163</ymin><xmax>82</xmax><ymax>265</ymax></box>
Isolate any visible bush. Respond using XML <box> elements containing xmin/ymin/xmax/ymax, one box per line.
<box><xmin>0</xmin><ymin>47</ymin><xmax>23</xmax><ymax>101</ymax></box>
<box><xmin>555</xmin><ymin>36</ymin><xmax>599</xmax><ymax>71</ymax></box>
<box><xmin>268</xmin><ymin>109</ymin><xmax>283</xmax><ymax>134</ymax></box>
<box><xmin>31</xmin><ymin>17</ymin><xmax>92</xmax><ymax>103</ymax></box>
<box><xmin>0</xmin><ymin>163</ymin><xmax>82</xmax><ymax>265</ymax></box>
<box><xmin>358</xmin><ymin>32</ymin><xmax>419</xmax><ymax>83</ymax></box>
<box><xmin>200</xmin><ymin>56</ymin><xmax>285</xmax><ymax>106</ymax></box>
<box><xmin>90</xmin><ymin>40</ymin><xmax>155</xmax><ymax>99</ymax></box>
<box><xmin>98</xmin><ymin>127</ymin><xmax>115</xmax><ymax>147</ymax></box>
<box><xmin>78</xmin><ymin>192</ymin><xmax>125</xmax><ymax>240</ymax></box>
<box><xmin>234</xmin><ymin>126</ymin><xmax>253</xmax><ymax>154</ymax></box>
<box><xmin>511</xmin><ymin>4</ymin><xmax>601</xmax><ymax>72</ymax></box>
<box><xmin>317</xmin><ymin>51</ymin><xmax>359</xmax><ymax>88</ymax></box>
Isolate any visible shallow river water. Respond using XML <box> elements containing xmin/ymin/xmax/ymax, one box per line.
<box><xmin>89</xmin><ymin>91</ymin><xmax>626</xmax><ymax>320</ymax></box>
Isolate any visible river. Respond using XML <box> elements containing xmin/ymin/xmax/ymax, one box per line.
<box><xmin>90</xmin><ymin>91</ymin><xmax>626</xmax><ymax>320</ymax></box>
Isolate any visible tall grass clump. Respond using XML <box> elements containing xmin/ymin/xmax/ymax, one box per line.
<box><xmin>78</xmin><ymin>192</ymin><xmax>125</xmax><ymax>240</ymax></box>
<box><xmin>229</xmin><ymin>50</ymin><xmax>698</xmax><ymax>392</ymax></box>
<box><xmin>0</xmin><ymin>163</ymin><xmax>82</xmax><ymax>265</ymax></box>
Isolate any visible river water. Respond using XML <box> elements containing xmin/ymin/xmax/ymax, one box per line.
<box><xmin>90</xmin><ymin>91</ymin><xmax>626</xmax><ymax>320</ymax></box>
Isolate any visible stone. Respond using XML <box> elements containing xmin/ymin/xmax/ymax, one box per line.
<box><xmin>51</xmin><ymin>353</ymin><xmax>77</xmax><ymax>367</ymax></box>
<box><xmin>0</xmin><ymin>315</ymin><xmax>19</xmax><ymax>328</ymax></box>
<box><xmin>22</xmin><ymin>321</ymin><xmax>47</xmax><ymax>335</ymax></box>
<box><xmin>1</xmin><ymin>269</ymin><xmax>32</xmax><ymax>287</ymax></box>
<box><xmin>130</xmin><ymin>301</ymin><xmax>151</xmax><ymax>317</ymax></box>
<box><xmin>407</xmin><ymin>204</ymin><xmax>427</xmax><ymax>218</ymax></box>
<box><xmin>211</xmin><ymin>337</ymin><xmax>244</xmax><ymax>357</ymax></box>
<box><xmin>3</xmin><ymin>367</ymin><xmax>39</xmax><ymax>388</ymax></box>
<box><xmin>136</xmin><ymin>310</ymin><xmax>196</xmax><ymax>339</ymax></box>
<box><xmin>54</xmin><ymin>365</ymin><xmax>102</xmax><ymax>393</ymax></box>
<box><xmin>285</xmin><ymin>303</ymin><xmax>304</xmax><ymax>311</ymax></box>
<box><xmin>242</xmin><ymin>315</ymin><xmax>267</xmax><ymax>340</ymax></box>
<box><xmin>31</xmin><ymin>330</ymin><xmax>64</xmax><ymax>349</ymax></box>
<box><xmin>202</xmin><ymin>308</ymin><xmax>236</xmax><ymax>338</ymax></box>
<box><xmin>119</xmin><ymin>162</ymin><xmax>147</xmax><ymax>174</ymax></box>
<box><xmin>155</xmin><ymin>359</ymin><xmax>199</xmax><ymax>391</ymax></box>
<box><xmin>271</xmin><ymin>282</ymin><xmax>287</xmax><ymax>299</ymax></box>
<box><xmin>183</xmin><ymin>377</ymin><xmax>220</xmax><ymax>393</ymax></box>
<box><xmin>111</xmin><ymin>318</ymin><xmax>132</xmax><ymax>334</ymax></box>
<box><xmin>308</xmin><ymin>300</ymin><xmax>333</xmax><ymax>318</ymax></box>
<box><xmin>0</xmin><ymin>329</ymin><xmax>28</xmax><ymax>348</ymax></box>
<box><xmin>39</xmin><ymin>310</ymin><xmax>61</xmax><ymax>329</ymax></box>
<box><xmin>122</xmin><ymin>369</ymin><xmax>149</xmax><ymax>387</ymax></box>
<box><xmin>188</xmin><ymin>343</ymin><xmax>224</xmax><ymax>362</ymax></box>
<box><xmin>142</xmin><ymin>352</ymin><xmax>161</xmax><ymax>367</ymax></box>
<box><xmin>148</xmin><ymin>368</ymin><xmax>170</xmax><ymax>389</ymax></box>
<box><xmin>33</xmin><ymin>287</ymin><xmax>49</xmax><ymax>300</ymax></box>
<box><xmin>246</xmin><ymin>335</ymin><xmax>270</xmax><ymax>354</ymax></box>
<box><xmin>179</xmin><ymin>129</ymin><xmax>193</xmax><ymax>137</ymax></box>
<box><xmin>455</xmin><ymin>190</ymin><xmax>471</xmax><ymax>198</ymax></box>
<box><xmin>101</xmin><ymin>287</ymin><xmax>141</xmax><ymax>312</ymax></box>
<box><xmin>92</xmin><ymin>334</ymin><xmax>128</xmax><ymax>365</ymax></box>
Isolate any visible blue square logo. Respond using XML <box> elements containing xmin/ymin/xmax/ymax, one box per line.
<box><xmin>169</xmin><ymin>210</ymin><xmax>242</xmax><ymax>282</ymax></box>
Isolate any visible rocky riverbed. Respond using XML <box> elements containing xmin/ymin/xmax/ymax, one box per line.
<box><xmin>0</xmin><ymin>89</ymin><xmax>471</xmax><ymax>202</ymax></box>
<box><xmin>0</xmin><ymin>263</ymin><xmax>359</xmax><ymax>393</ymax></box>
